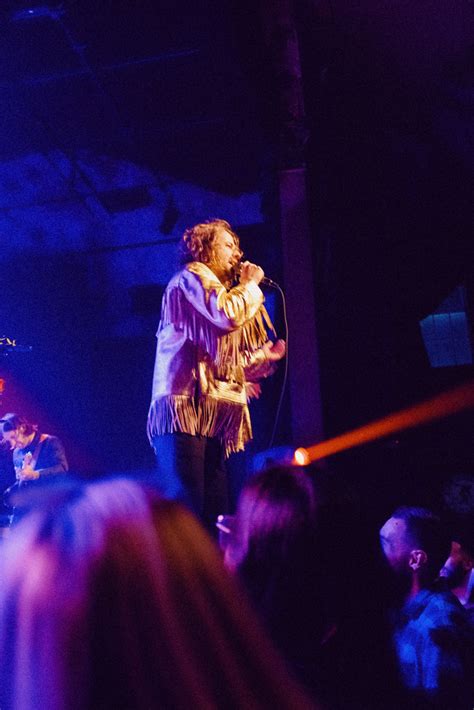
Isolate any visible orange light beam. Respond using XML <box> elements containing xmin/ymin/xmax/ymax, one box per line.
<box><xmin>295</xmin><ymin>379</ymin><xmax>474</xmax><ymax>464</ymax></box>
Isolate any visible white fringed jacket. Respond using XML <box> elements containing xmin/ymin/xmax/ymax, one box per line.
<box><xmin>147</xmin><ymin>262</ymin><xmax>275</xmax><ymax>457</ymax></box>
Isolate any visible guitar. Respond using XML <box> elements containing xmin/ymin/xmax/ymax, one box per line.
<box><xmin>4</xmin><ymin>452</ymin><xmax>37</xmax><ymax>508</ymax></box>
<box><xmin>15</xmin><ymin>451</ymin><xmax>34</xmax><ymax>481</ymax></box>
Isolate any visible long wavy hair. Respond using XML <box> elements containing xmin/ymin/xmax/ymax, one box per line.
<box><xmin>0</xmin><ymin>478</ymin><xmax>315</xmax><ymax>710</ymax></box>
<box><xmin>227</xmin><ymin>466</ymin><xmax>341</xmax><ymax>690</ymax></box>
<box><xmin>180</xmin><ymin>219</ymin><xmax>243</xmax><ymax>273</ymax></box>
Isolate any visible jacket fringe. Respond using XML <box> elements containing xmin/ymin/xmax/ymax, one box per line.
<box><xmin>159</xmin><ymin>282</ymin><xmax>273</xmax><ymax>379</ymax></box>
<box><xmin>147</xmin><ymin>395</ymin><xmax>252</xmax><ymax>458</ymax></box>
<box><xmin>147</xmin><ymin>396</ymin><xmax>199</xmax><ymax>441</ymax></box>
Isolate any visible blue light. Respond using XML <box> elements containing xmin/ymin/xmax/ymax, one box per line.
<box><xmin>420</xmin><ymin>285</ymin><xmax>472</xmax><ymax>368</ymax></box>
<box><xmin>10</xmin><ymin>6</ymin><xmax>64</xmax><ymax>22</ymax></box>
<box><xmin>420</xmin><ymin>312</ymin><xmax>472</xmax><ymax>367</ymax></box>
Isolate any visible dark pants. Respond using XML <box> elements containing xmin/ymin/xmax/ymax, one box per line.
<box><xmin>151</xmin><ymin>432</ymin><xmax>228</xmax><ymax>532</ymax></box>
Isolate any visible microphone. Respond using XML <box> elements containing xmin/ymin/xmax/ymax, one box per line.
<box><xmin>235</xmin><ymin>263</ymin><xmax>279</xmax><ymax>288</ymax></box>
<box><xmin>260</xmin><ymin>275</ymin><xmax>279</xmax><ymax>288</ymax></box>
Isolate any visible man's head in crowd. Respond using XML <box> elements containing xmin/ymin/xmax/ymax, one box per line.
<box><xmin>441</xmin><ymin>541</ymin><xmax>473</xmax><ymax>587</ymax></box>
<box><xmin>379</xmin><ymin>506</ymin><xmax>450</xmax><ymax>597</ymax></box>
<box><xmin>440</xmin><ymin>521</ymin><xmax>474</xmax><ymax>591</ymax></box>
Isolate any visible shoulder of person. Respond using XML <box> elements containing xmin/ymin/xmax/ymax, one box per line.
<box><xmin>420</xmin><ymin>590</ymin><xmax>469</xmax><ymax>628</ymax></box>
<box><xmin>40</xmin><ymin>434</ymin><xmax>63</xmax><ymax>448</ymax></box>
<box><xmin>185</xmin><ymin>261</ymin><xmax>216</xmax><ymax>278</ymax></box>
<box><xmin>183</xmin><ymin>262</ymin><xmax>223</xmax><ymax>291</ymax></box>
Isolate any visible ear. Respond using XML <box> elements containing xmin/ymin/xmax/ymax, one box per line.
<box><xmin>408</xmin><ymin>549</ymin><xmax>428</xmax><ymax>571</ymax></box>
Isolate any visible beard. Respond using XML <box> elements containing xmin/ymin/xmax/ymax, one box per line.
<box><xmin>208</xmin><ymin>260</ymin><xmax>235</xmax><ymax>288</ymax></box>
<box><xmin>441</xmin><ymin>563</ymin><xmax>468</xmax><ymax>589</ymax></box>
<box><xmin>229</xmin><ymin>262</ymin><xmax>241</xmax><ymax>285</ymax></box>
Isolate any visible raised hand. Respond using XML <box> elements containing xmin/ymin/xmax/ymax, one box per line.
<box><xmin>239</xmin><ymin>261</ymin><xmax>264</xmax><ymax>286</ymax></box>
<box><xmin>245</xmin><ymin>382</ymin><xmax>262</xmax><ymax>401</ymax></box>
<box><xmin>262</xmin><ymin>339</ymin><xmax>286</xmax><ymax>362</ymax></box>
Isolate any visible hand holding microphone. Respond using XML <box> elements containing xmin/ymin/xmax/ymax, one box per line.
<box><xmin>237</xmin><ymin>261</ymin><xmax>279</xmax><ymax>288</ymax></box>
<box><xmin>238</xmin><ymin>261</ymin><xmax>264</xmax><ymax>286</ymax></box>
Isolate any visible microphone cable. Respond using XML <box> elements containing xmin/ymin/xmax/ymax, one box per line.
<box><xmin>265</xmin><ymin>281</ymin><xmax>289</xmax><ymax>450</ymax></box>
<box><xmin>234</xmin><ymin>263</ymin><xmax>289</xmax><ymax>449</ymax></box>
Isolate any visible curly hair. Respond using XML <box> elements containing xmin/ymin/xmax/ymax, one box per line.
<box><xmin>180</xmin><ymin>219</ymin><xmax>243</xmax><ymax>266</ymax></box>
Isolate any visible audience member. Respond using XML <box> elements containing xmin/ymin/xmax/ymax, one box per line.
<box><xmin>226</xmin><ymin>466</ymin><xmax>341</xmax><ymax>700</ymax></box>
<box><xmin>379</xmin><ymin>506</ymin><xmax>474</xmax><ymax>708</ymax></box>
<box><xmin>227</xmin><ymin>465</ymin><xmax>401</xmax><ymax>708</ymax></box>
<box><xmin>440</xmin><ymin>520</ymin><xmax>474</xmax><ymax>621</ymax></box>
<box><xmin>0</xmin><ymin>478</ymin><xmax>315</xmax><ymax>710</ymax></box>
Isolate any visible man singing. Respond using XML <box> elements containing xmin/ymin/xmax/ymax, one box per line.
<box><xmin>147</xmin><ymin>219</ymin><xmax>285</xmax><ymax>529</ymax></box>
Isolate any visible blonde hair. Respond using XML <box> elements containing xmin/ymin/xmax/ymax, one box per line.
<box><xmin>0</xmin><ymin>479</ymin><xmax>315</xmax><ymax>710</ymax></box>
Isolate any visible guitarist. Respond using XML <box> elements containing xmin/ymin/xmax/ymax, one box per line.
<box><xmin>0</xmin><ymin>413</ymin><xmax>68</xmax><ymax>507</ymax></box>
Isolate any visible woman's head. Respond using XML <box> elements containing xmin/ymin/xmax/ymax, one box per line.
<box><xmin>1</xmin><ymin>479</ymin><xmax>158</xmax><ymax>709</ymax></box>
<box><xmin>226</xmin><ymin>465</ymin><xmax>343</xmax><ymax>663</ymax></box>
<box><xmin>0</xmin><ymin>478</ymin><xmax>313</xmax><ymax>710</ymax></box>
<box><xmin>228</xmin><ymin>465</ymin><xmax>319</xmax><ymax>571</ymax></box>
